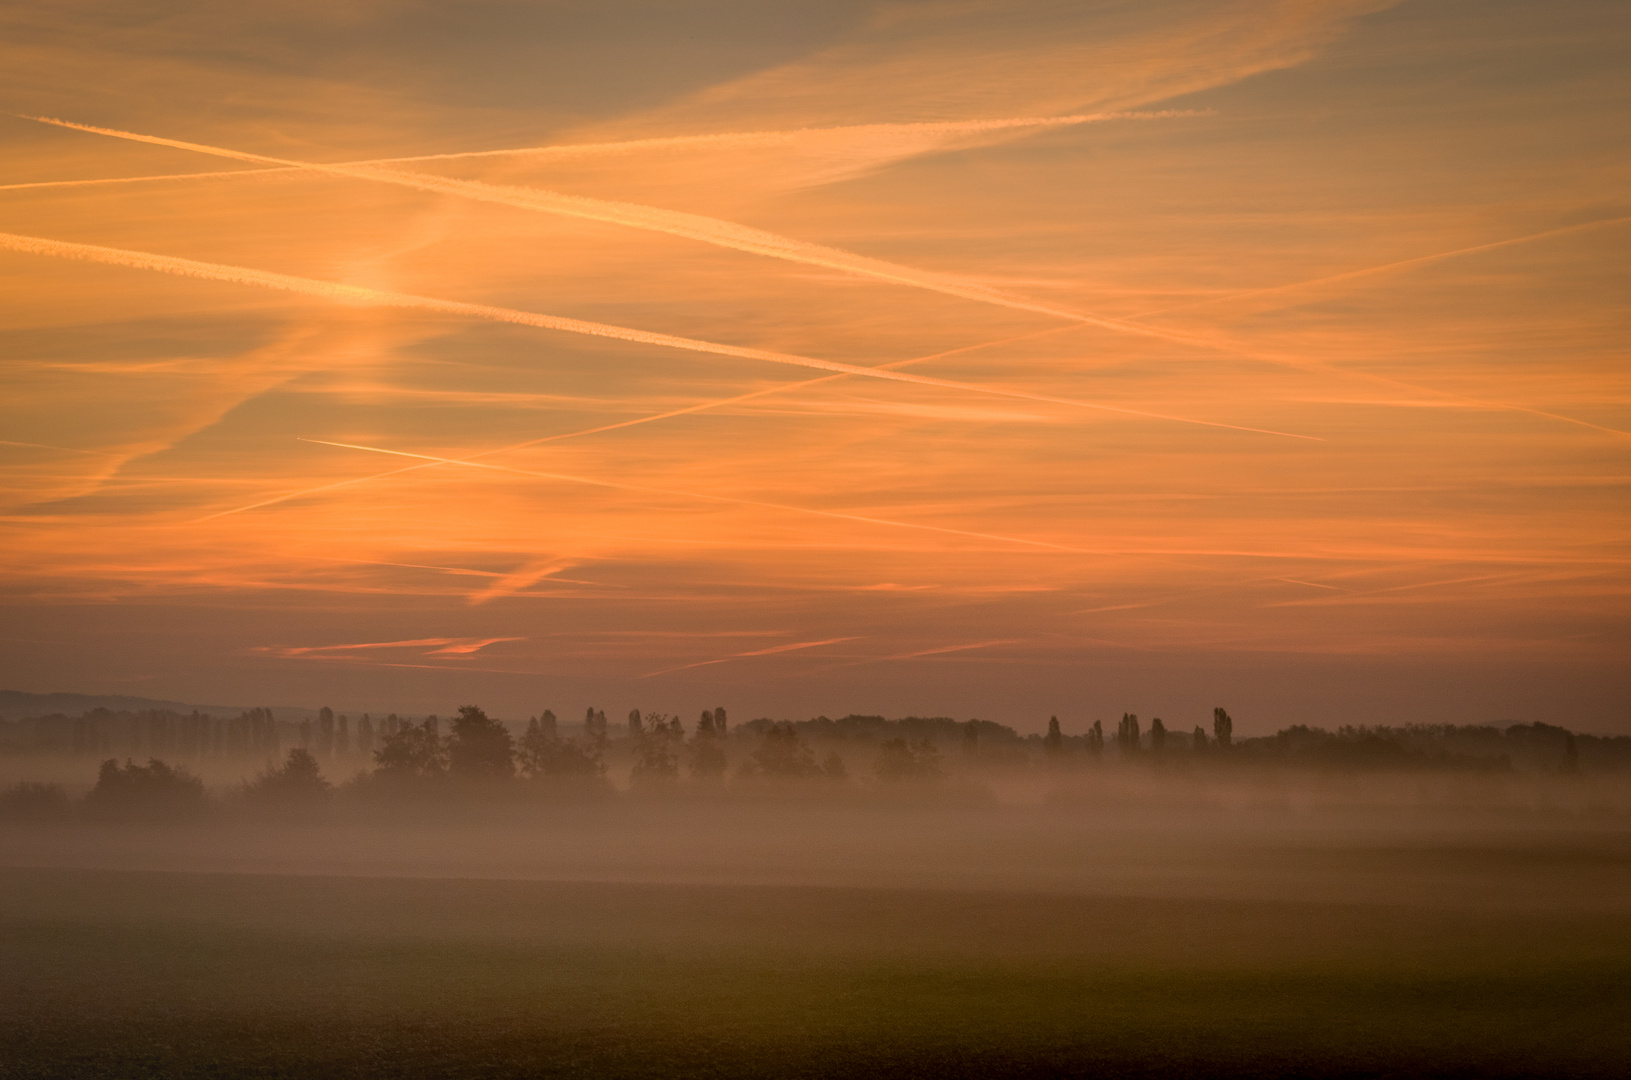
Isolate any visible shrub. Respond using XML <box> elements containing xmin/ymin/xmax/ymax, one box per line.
<box><xmin>243</xmin><ymin>748</ymin><xmax>332</xmax><ymax>805</ymax></box>
<box><xmin>873</xmin><ymin>738</ymin><xmax>943</xmax><ymax>782</ymax></box>
<box><xmin>0</xmin><ymin>781</ymin><xmax>71</xmax><ymax>819</ymax></box>
<box><xmin>85</xmin><ymin>758</ymin><xmax>208</xmax><ymax>819</ymax></box>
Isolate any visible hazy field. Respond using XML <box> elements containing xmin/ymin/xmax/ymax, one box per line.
<box><xmin>3</xmin><ymin>786</ymin><xmax>1629</xmax><ymax>1078</ymax></box>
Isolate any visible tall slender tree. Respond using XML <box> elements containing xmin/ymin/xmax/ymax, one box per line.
<box><xmin>689</xmin><ymin>710</ymin><xmax>727</xmax><ymax>779</ymax></box>
<box><xmin>1117</xmin><ymin>713</ymin><xmax>1141</xmax><ymax>754</ymax></box>
<box><xmin>317</xmin><ymin>707</ymin><xmax>335</xmax><ymax>758</ymax></box>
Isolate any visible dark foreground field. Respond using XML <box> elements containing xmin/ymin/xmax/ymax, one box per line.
<box><xmin>2</xmin><ymin>861</ymin><xmax>1629</xmax><ymax>1079</ymax></box>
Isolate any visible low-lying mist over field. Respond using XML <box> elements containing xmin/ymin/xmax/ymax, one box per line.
<box><xmin>3</xmin><ymin>699</ymin><xmax>1629</xmax><ymax>1077</ymax></box>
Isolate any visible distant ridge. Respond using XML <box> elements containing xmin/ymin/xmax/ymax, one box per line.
<box><xmin>0</xmin><ymin>690</ymin><xmax>313</xmax><ymax>722</ymax></box>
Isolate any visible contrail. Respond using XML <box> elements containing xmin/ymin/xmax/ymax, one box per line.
<box><xmin>788</xmin><ymin>638</ymin><xmax>1021</xmax><ymax>678</ymax></box>
<box><xmin>195</xmin><ymin>325</ymin><xmax>1083</xmax><ymax>521</ymax></box>
<box><xmin>1136</xmin><ymin>215</ymin><xmax>1631</xmax><ymax>318</ymax></box>
<box><xmin>0</xmin><ymin>111</ymin><xmax>1198</xmax><ymax>190</ymax></box>
<box><xmin>641</xmin><ymin>637</ymin><xmax>858</xmax><ymax>678</ymax></box>
<box><xmin>0</xmin><ymin>168</ymin><xmax>275</xmax><ymax>192</ymax></box>
<box><xmin>298</xmin><ymin>438</ymin><xmax>1108</xmax><ymax>555</ymax></box>
<box><xmin>0</xmin><ymin>439</ymin><xmax>123</xmax><ymax>457</ymax></box>
<box><xmin>298</xmin><ymin>438</ymin><xmax>1406</xmax><ymax>563</ymax></box>
<box><xmin>22</xmin><ymin>115</ymin><xmax>1616</xmax><ymax>440</ymax></box>
<box><xmin>18</xmin><ymin>114</ymin><xmax>1268</xmax><ymax>357</ymax></box>
<box><xmin>1126</xmin><ymin>217</ymin><xmax>1631</xmax><ymax>440</ymax></box>
<box><xmin>0</xmin><ymin>231</ymin><xmax>1314</xmax><ymax>439</ymax></box>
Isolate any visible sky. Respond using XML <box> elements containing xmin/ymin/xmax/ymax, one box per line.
<box><xmin>0</xmin><ymin>0</ymin><xmax>1627</xmax><ymax>733</ymax></box>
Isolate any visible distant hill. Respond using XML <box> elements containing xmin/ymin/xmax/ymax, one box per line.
<box><xmin>0</xmin><ymin>691</ymin><xmax>313</xmax><ymax>722</ymax></box>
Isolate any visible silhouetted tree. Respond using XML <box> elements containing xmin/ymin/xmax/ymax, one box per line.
<box><xmin>86</xmin><ymin>758</ymin><xmax>207</xmax><ymax>818</ymax></box>
<box><xmin>1117</xmin><ymin>713</ymin><xmax>1140</xmax><ymax>754</ymax></box>
<box><xmin>373</xmin><ymin>719</ymin><xmax>447</xmax><ymax>781</ymax></box>
<box><xmin>1088</xmin><ymin>719</ymin><xmax>1104</xmax><ymax>756</ymax></box>
<box><xmin>1193</xmin><ymin>725</ymin><xmax>1208</xmax><ymax>751</ymax></box>
<box><xmin>1044</xmin><ymin>716</ymin><xmax>1063</xmax><ymax>755</ymax></box>
<box><xmin>1150</xmin><ymin>717</ymin><xmax>1166</xmax><ymax>754</ymax></box>
<box><xmin>584</xmin><ymin>707</ymin><xmax>608</xmax><ymax>740</ymax></box>
<box><xmin>0</xmin><ymin>782</ymin><xmax>70</xmax><ymax>819</ymax></box>
<box><xmin>628</xmin><ymin>708</ymin><xmax>643</xmax><ymax>735</ymax></box>
<box><xmin>874</xmin><ymin>737</ymin><xmax>943</xmax><ymax>782</ymax></box>
<box><xmin>447</xmin><ymin>705</ymin><xmax>514</xmax><ymax>781</ymax></box>
<box><xmin>244</xmin><ymin>748</ymin><xmax>331</xmax><ymax>804</ymax></box>
<box><xmin>1213</xmin><ymin>707</ymin><xmax>1233</xmax><ymax>749</ymax></box>
<box><xmin>632</xmin><ymin>714</ymin><xmax>683</xmax><ymax>783</ymax></box>
<box><xmin>357</xmin><ymin>714</ymin><xmax>375</xmax><ymax>757</ymax></box>
<box><xmin>748</xmin><ymin>722</ymin><xmax>822</xmax><ymax>778</ymax></box>
<box><xmin>317</xmin><ymin>706</ymin><xmax>335</xmax><ymax>758</ymax></box>
<box><xmin>713</xmin><ymin>706</ymin><xmax>728</xmax><ymax>736</ymax></box>
<box><xmin>517</xmin><ymin>716</ymin><xmax>604</xmax><ymax>779</ymax></box>
<box><xmin>689</xmin><ymin>710</ymin><xmax>727</xmax><ymax>779</ymax></box>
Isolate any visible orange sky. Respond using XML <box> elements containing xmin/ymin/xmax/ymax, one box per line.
<box><xmin>1</xmin><ymin>0</ymin><xmax>1627</xmax><ymax>731</ymax></box>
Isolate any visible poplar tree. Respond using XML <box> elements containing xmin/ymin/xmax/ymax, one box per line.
<box><xmin>689</xmin><ymin>710</ymin><xmax>727</xmax><ymax>779</ymax></box>
<box><xmin>1117</xmin><ymin>713</ymin><xmax>1140</xmax><ymax>754</ymax></box>
<box><xmin>317</xmin><ymin>707</ymin><xmax>335</xmax><ymax>758</ymax></box>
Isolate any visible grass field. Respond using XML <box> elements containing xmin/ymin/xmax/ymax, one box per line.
<box><xmin>3</xmin><ymin>854</ymin><xmax>1629</xmax><ymax>1078</ymax></box>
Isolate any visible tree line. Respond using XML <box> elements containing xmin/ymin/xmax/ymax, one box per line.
<box><xmin>3</xmin><ymin>703</ymin><xmax>1627</xmax><ymax>822</ymax></box>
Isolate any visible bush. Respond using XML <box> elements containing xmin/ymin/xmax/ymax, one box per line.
<box><xmin>0</xmin><ymin>781</ymin><xmax>71</xmax><ymax>820</ymax></box>
<box><xmin>85</xmin><ymin>758</ymin><xmax>208</xmax><ymax>819</ymax></box>
<box><xmin>243</xmin><ymin>749</ymin><xmax>332</xmax><ymax>805</ymax></box>
<box><xmin>873</xmin><ymin>738</ymin><xmax>943</xmax><ymax>782</ymax></box>
<box><xmin>746</xmin><ymin>723</ymin><xmax>823</xmax><ymax>779</ymax></box>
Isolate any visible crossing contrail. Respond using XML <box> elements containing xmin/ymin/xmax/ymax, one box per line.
<box><xmin>193</xmin><ymin>325</ymin><xmax>1083</xmax><ymax>522</ymax></box>
<box><xmin>0</xmin><ymin>230</ymin><xmax>1315</xmax><ymax>439</ymax></box>
<box><xmin>17</xmin><ymin>113</ymin><xmax>1266</xmax><ymax>357</ymax></box>
<box><xmin>1136</xmin><ymin>215</ymin><xmax>1631</xmax><ymax>318</ymax></box>
<box><xmin>20</xmin><ymin>115</ymin><xmax>1613</xmax><ymax>440</ymax></box>
<box><xmin>0</xmin><ymin>111</ymin><xmax>1197</xmax><ymax>191</ymax></box>
<box><xmin>299</xmin><ymin>437</ymin><xmax>1107</xmax><ymax>555</ymax></box>
<box><xmin>299</xmin><ymin>439</ymin><xmax>1401</xmax><ymax>563</ymax></box>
